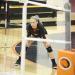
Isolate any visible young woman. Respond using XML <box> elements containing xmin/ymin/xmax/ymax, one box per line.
<box><xmin>15</xmin><ymin>15</ymin><xmax>57</xmax><ymax>69</ymax></box>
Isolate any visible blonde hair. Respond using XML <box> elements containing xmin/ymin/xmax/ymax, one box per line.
<box><xmin>30</xmin><ymin>15</ymin><xmax>39</xmax><ymax>22</ymax></box>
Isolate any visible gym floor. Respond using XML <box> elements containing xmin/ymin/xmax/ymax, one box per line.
<box><xmin>0</xmin><ymin>1</ymin><xmax>75</xmax><ymax>75</ymax></box>
<box><xmin>0</xmin><ymin>25</ymin><xmax>75</xmax><ymax>75</ymax></box>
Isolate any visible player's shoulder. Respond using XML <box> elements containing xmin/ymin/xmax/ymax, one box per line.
<box><xmin>38</xmin><ymin>23</ymin><xmax>44</xmax><ymax>29</ymax></box>
<box><xmin>26</xmin><ymin>23</ymin><xmax>32</xmax><ymax>29</ymax></box>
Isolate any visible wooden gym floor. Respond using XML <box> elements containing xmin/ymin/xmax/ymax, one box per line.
<box><xmin>0</xmin><ymin>25</ymin><xmax>75</xmax><ymax>75</ymax></box>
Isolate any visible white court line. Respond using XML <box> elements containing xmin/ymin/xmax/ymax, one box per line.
<box><xmin>26</xmin><ymin>37</ymin><xmax>71</xmax><ymax>44</ymax></box>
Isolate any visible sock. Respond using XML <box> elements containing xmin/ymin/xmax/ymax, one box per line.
<box><xmin>16</xmin><ymin>47</ymin><xmax>28</xmax><ymax>64</ymax></box>
<box><xmin>51</xmin><ymin>59</ymin><xmax>57</xmax><ymax>67</ymax></box>
<box><xmin>16</xmin><ymin>56</ymin><xmax>21</xmax><ymax>64</ymax></box>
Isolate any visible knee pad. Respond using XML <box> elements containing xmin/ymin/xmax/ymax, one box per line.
<box><xmin>46</xmin><ymin>47</ymin><xmax>53</xmax><ymax>53</ymax></box>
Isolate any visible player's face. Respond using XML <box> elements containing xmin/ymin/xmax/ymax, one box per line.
<box><xmin>30</xmin><ymin>18</ymin><xmax>38</xmax><ymax>29</ymax></box>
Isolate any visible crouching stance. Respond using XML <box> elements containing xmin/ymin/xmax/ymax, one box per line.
<box><xmin>15</xmin><ymin>15</ymin><xmax>57</xmax><ymax>69</ymax></box>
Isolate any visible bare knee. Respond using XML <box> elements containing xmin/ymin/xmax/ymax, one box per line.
<box><xmin>26</xmin><ymin>40</ymin><xmax>33</xmax><ymax>47</ymax></box>
<box><xmin>43</xmin><ymin>42</ymin><xmax>50</xmax><ymax>48</ymax></box>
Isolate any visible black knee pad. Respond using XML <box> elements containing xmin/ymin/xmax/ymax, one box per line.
<box><xmin>46</xmin><ymin>47</ymin><xmax>53</xmax><ymax>53</ymax></box>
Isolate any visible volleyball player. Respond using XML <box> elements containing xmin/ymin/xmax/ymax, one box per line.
<box><xmin>15</xmin><ymin>15</ymin><xmax>57</xmax><ymax>69</ymax></box>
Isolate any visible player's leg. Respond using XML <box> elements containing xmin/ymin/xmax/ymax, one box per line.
<box><xmin>43</xmin><ymin>42</ymin><xmax>57</xmax><ymax>69</ymax></box>
<box><xmin>15</xmin><ymin>40</ymin><xmax>33</xmax><ymax>65</ymax></box>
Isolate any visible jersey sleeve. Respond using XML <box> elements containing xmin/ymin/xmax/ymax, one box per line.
<box><xmin>39</xmin><ymin>24</ymin><xmax>47</xmax><ymax>39</ymax></box>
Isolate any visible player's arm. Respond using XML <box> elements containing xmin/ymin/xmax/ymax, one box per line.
<box><xmin>40</xmin><ymin>25</ymin><xmax>47</xmax><ymax>39</ymax></box>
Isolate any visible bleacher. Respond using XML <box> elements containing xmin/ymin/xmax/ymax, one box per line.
<box><xmin>0</xmin><ymin>1</ymin><xmax>58</xmax><ymax>28</ymax></box>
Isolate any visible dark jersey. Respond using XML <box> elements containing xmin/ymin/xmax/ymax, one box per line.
<box><xmin>26</xmin><ymin>23</ymin><xmax>47</xmax><ymax>38</ymax></box>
